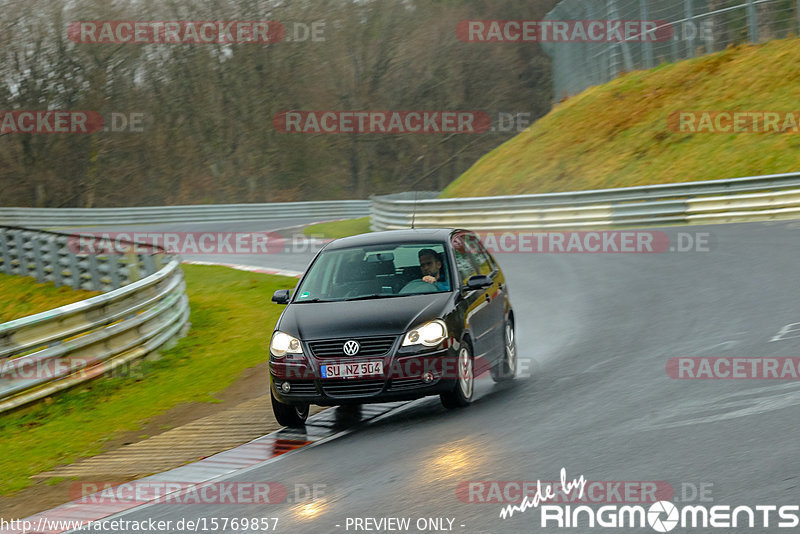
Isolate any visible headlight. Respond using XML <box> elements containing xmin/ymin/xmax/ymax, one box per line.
<box><xmin>402</xmin><ymin>320</ymin><xmax>447</xmax><ymax>347</ymax></box>
<box><xmin>270</xmin><ymin>331</ymin><xmax>303</xmax><ymax>358</ymax></box>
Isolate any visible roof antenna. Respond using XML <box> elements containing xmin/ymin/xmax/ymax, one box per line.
<box><xmin>411</xmin><ymin>189</ymin><xmax>419</xmax><ymax>229</ymax></box>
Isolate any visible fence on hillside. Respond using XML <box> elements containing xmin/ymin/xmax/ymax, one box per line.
<box><xmin>543</xmin><ymin>0</ymin><xmax>800</xmax><ymax>99</ymax></box>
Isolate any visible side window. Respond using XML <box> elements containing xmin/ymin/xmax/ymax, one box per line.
<box><xmin>451</xmin><ymin>233</ymin><xmax>479</xmax><ymax>285</ymax></box>
<box><xmin>465</xmin><ymin>234</ymin><xmax>494</xmax><ymax>276</ymax></box>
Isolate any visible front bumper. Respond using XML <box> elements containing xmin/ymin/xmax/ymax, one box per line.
<box><xmin>270</xmin><ymin>344</ymin><xmax>460</xmax><ymax>406</ymax></box>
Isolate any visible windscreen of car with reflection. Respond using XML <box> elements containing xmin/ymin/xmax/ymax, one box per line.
<box><xmin>293</xmin><ymin>243</ymin><xmax>451</xmax><ymax>302</ymax></box>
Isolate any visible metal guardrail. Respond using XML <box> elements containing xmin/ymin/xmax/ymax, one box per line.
<box><xmin>0</xmin><ymin>228</ymin><xmax>190</xmax><ymax>413</ymax></box>
<box><xmin>370</xmin><ymin>172</ymin><xmax>800</xmax><ymax>230</ymax></box>
<box><xmin>1</xmin><ymin>226</ymin><xmax>173</xmax><ymax>291</ymax></box>
<box><xmin>0</xmin><ymin>200</ymin><xmax>371</xmax><ymax>229</ymax></box>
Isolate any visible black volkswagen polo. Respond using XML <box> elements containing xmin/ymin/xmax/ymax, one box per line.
<box><xmin>268</xmin><ymin>228</ymin><xmax>516</xmax><ymax>427</ymax></box>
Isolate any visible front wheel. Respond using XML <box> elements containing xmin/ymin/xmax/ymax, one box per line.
<box><xmin>491</xmin><ymin>319</ymin><xmax>517</xmax><ymax>383</ymax></box>
<box><xmin>441</xmin><ymin>343</ymin><xmax>474</xmax><ymax>409</ymax></box>
<box><xmin>271</xmin><ymin>391</ymin><xmax>309</xmax><ymax>427</ymax></box>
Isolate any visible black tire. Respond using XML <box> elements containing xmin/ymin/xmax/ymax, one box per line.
<box><xmin>440</xmin><ymin>341</ymin><xmax>474</xmax><ymax>409</ymax></box>
<box><xmin>491</xmin><ymin>319</ymin><xmax>517</xmax><ymax>383</ymax></box>
<box><xmin>271</xmin><ymin>391</ymin><xmax>309</xmax><ymax>427</ymax></box>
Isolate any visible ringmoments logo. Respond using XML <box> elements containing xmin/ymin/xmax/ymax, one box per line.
<box><xmin>537</xmin><ymin>501</ymin><xmax>800</xmax><ymax>531</ymax></box>
<box><xmin>502</xmin><ymin>468</ymin><xmax>800</xmax><ymax>531</ymax></box>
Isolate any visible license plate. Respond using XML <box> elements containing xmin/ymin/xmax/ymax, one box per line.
<box><xmin>321</xmin><ymin>361</ymin><xmax>383</xmax><ymax>379</ymax></box>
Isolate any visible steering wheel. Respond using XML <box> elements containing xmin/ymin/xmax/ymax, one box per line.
<box><xmin>399</xmin><ymin>279</ymin><xmax>436</xmax><ymax>294</ymax></box>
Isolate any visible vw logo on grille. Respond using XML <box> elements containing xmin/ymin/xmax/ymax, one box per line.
<box><xmin>343</xmin><ymin>340</ymin><xmax>360</xmax><ymax>356</ymax></box>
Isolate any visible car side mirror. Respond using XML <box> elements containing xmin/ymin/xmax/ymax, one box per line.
<box><xmin>271</xmin><ymin>289</ymin><xmax>291</xmax><ymax>304</ymax></box>
<box><xmin>465</xmin><ymin>274</ymin><xmax>493</xmax><ymax>291</ymax></box>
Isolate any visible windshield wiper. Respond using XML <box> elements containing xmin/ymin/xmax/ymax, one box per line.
<box><xmin>342</xmin><ymin>294</ymin><xmax>401</xmax><ymax>302</ymax></box>
<box><xmin>294</xmin><ymin>297</ymin><xmax>333</xmax><ymax>303</ymax></box>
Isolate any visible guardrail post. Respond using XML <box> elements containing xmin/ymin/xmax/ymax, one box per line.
<box><xmin>86</xmin><ymin>254</ymin><xmax>101</xmax><ymax>291</ymax></box>
<box><xmin>49</xmin><ymin>237</ymin><xmax>63</xmax><ymax>287</ymax></box>
<box><xmin>68</xmin><ymin>252</ymin><xmax>82</xmax><ymax>289</ymax></box>
<box><xmin>108</xmin><ymin>255</ymin><xmax>121</xmax><ymax>289</ymax></box>
<box><xmin>142</xmin><ymin>254</ymin><xmax>156</xmax><ymax>277</ymax></box>
<box><xmin>13</xmin><ymin>231</ymin><xmax>25</xmax><ymax>276</ymax></box>
<box><xmin>0</xmin><ymin>229</ymin><xmax>10</xmax><ymax>274</ymax></box>
<box><xmin>125</xmin><ymin>253</ymin><xmax>140</xmax><ymax>282</ymax></box>
<box><xmin>32</xmin><ymin>237</ymin><xmax>46</xmax><ymax>283</ymax></box>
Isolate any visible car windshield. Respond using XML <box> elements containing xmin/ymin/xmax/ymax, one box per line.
<box><xmin>293</xmin><ymin>243</ymin><xmax>452</xmax><ymax>302</ymax></box>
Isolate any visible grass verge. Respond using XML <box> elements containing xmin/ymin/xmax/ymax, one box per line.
<box><xmin>0</xmin><ymin>264</ymin><xmax>297</xmax><ymax>496</ymax></box>
<box><xmin>0</xmin><ymin>275</ymin><xmax>100</xmax><ymax>323</ymax></box>
<box><xmin>303</xmin><ymin>217</ymin><xmax>371</xmax><ymax>239</ymax></box>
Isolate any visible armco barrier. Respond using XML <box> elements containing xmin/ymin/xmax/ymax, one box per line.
<box><xmin>370</xmin><ymin>173</ymin><xmax>800</xmax><ymax>231</ymax></box>
<box><xmin>0</xmin><ymin>200</ymin><xmax>371</xmax><ymax>228</ymax></box>
<box><xmin>1</xmin><ymin>226</ymin><xmax>173</xmax><ymax>291</ymax></box>
<box><xmin>0</xmin><ymin>229</ymin><xmax>190</xmax><ymax>413</ymax></box>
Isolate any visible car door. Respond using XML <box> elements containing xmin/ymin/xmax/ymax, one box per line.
<box><xmin>450</xmin><ymin>232</ymin><xmax>496</xmax><ymax>368</ymax></box>
<box><xmin>464</xmin><ymin>233</ymin><xmax>505</xmax><ymax>360</ymax></box>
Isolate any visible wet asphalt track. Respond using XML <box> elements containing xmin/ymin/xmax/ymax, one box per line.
<box><xmin>70</xmin><ymin>220</ymin><xmax>800</xmax><ymax>533</ymax></box>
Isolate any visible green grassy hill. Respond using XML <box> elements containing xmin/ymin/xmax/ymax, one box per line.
<box><xmin>443</xmin><ymin>38</ymin><xmax>800</xmax><ymax>198</ymax></box>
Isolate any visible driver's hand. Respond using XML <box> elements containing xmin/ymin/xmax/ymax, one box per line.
<box><xmin>422</xmin><ymin>275</ymin><xmax>436</xmax><ymax>284</ymax></box>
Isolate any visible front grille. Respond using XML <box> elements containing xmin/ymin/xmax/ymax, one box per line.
<box><xmin>321</xmin><ymin>379</ymin><xmax>385</xmax><ymax>397</ymax></box>
<box><xmin>308</xmin><ymin>336</ymin><xmax>397</xmax><ymax>359</ymax></box>
<box><xmin>283</xmin><ymin>380</ymin><xmax>317</xmax><ymax>395</ymax></box>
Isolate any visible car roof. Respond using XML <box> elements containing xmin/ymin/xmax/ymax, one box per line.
<box><xmin>322</xmin><ymin>228</ymin><xmax>464</xmax><ymax>250</ymax></box>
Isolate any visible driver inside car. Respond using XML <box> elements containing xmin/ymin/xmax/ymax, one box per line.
<box><xmin>418</xmin><ymin>249</ymin><xmax>450</xmax><ymax>291</ymax></box>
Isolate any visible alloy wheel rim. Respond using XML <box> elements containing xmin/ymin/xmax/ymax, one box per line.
<box><xmin>459</xmin><ymin>347</ymin><xmax>473</xmax><ymax>399</ymax></box>
<box><xmin>505</xmin><ymin>323</ymin><xmax>516</xmax><ymax>373</ymax></box>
